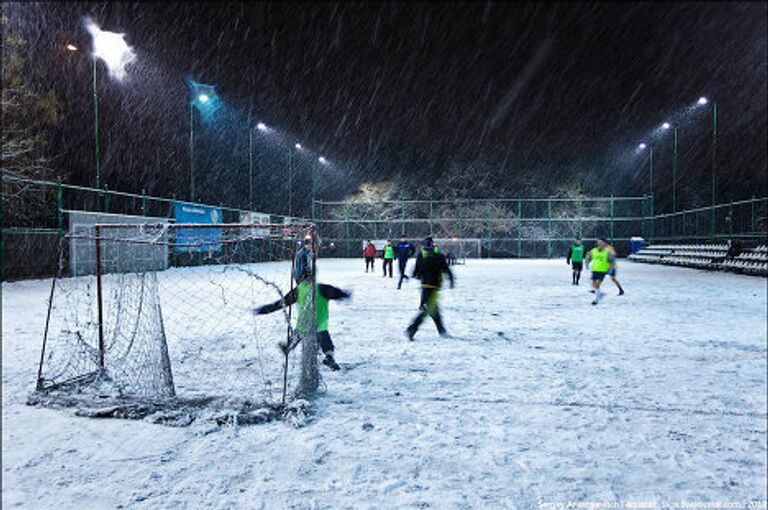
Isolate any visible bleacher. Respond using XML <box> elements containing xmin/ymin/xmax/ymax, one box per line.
<box><xmin>628</xmin><ymin>243</ymin><xmax>768</xmax><ymax>276</ymax></box>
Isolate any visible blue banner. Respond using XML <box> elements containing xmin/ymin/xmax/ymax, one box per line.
<box><xmin>174</xmin><ymin>202</ymin><xmax>222</xmax><ymax>253</ymax></box>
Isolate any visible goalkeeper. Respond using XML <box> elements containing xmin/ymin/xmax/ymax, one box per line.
<box><xmin>254</xmin><ymin>281</ymin><xmax>351</xmax><ymax>371</ymax></box>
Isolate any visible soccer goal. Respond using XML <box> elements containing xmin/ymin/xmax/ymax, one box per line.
<box><xmin>433</xmin><ymin>238</ymin><xmax>482</xmax><ymax>263</ymax></box>
<box><xmin>34</xmin><ymin>218</ymin><xmax>321</xmax><ymax>424</ymax></box>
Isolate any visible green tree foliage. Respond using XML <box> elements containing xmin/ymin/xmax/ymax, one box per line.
<box><xmin>2</xmin><ymin>15</ymin><xmax>62</xmax><ymax>226</ymax></box>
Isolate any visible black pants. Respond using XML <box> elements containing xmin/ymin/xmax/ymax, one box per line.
<box><xmin>407</xmin><ymin>287</ymin><xmax>446</xmax><ymax>335</ymax></box>
<box><xmin>383</xmin><ymin>258</ymin><xmax>393</xmax><ymax>277</ymax></box>
<box><xmin>318</xmin><ymin>331</ymin><xmax>334</xmax><ymax>354</ymax></box>
<box><xmin>397</xmin><ymin>258</ymin><xmax>409</xmax><ymax>288</ymax></box>
<box><xmin>365</xmin><ymin>256</ymin><xmax>375</xmax><ymax>272</ymax></box>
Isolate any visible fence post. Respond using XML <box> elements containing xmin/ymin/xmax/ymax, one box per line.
<box><xmin>728</xmin><ymin>201</ymin><xmax>734</xmax><ymax>240</ymax></box>
<box><xmin>457</xmin><ymin>199</ymin><xmax>462</xmax><ymax>237</ymax></box>
<box><xmin>752</xmin><ymin>195</ymin><xmax>756</xmax><ymax>233</ymax></box>
<box><xmin>517</xmin><ymin>200</ymin><xmax>522</xmax><ymax>258</ymax></box>
<box><xmin>609</xmin><ymin>195</ymin><xmax>614</xmax><ymax>245</ymax></box>
<box><xmin>344</xmin><ymin>203</ymin><xmax>350</xmax><ymax>256</ymax></box>
<box><xmin>577</xmin><ymin>195</ymin><xmax>583</xmax><ymax>239</ymax></box>
<box><xmin>57</xmin><ymin>179</ymin><xmax>64</xmax><ymax>242</ymax></box>
<box><xmin>95</xmin><ymin>225</ymin><xmax>105</xmax><ymax>369</ymax></box>
<box><xmin>429</xmin><ymin>200</ymin><xmax>433</xmax><ymax>236</ymax></box>
<box><xmin>141</xmin><ymin>189</ymin><xmax>147</xmax><ymax>216</ymax></box>
<box><xmin>682</xmin><ymin>211</ymin><xmax>686</xmax><ymax>239</ymax></box>
<box><xmin>373</xmin><ymin>203</ymin><xmax>378</xmax><ymax>239</ymax></box>
<box><xmin>486</xmin><ymin>201</ymin><xmax>492</xmax><ymax>258</ymax></box>
<box><xmin>547</xmin><ymin>198</ymin><xmax>552</xmax><ymax>258</ymax></box>
<box><xmin>401</xmin><ymin>203</ymin><xmax>405</xmax><ymax>237</ymax></box>
<box><xmin>170</xmin><ymin>195</ymin><xmax>177</xmax><ymax>267</ymax></box>
<box><xmin>104</xmin><ymin>185</ymin><xmax>110</xmax><ymax>213</ymax></box>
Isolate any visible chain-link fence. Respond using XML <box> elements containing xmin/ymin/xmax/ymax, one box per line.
<box><xmin>312</xmin><ymin>195</ymin><xmax>767</xmax><ymax>258</ymax></box>
<box><xmin>2</xmin><ymin>175</ymin><xmax>306</xmax><ymax>281</ymax></box>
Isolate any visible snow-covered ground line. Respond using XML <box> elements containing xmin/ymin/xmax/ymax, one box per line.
<box><xmin>3</xmin><ymin>259</ymin><xmax>767</xmax><ymax>509</ymax></box>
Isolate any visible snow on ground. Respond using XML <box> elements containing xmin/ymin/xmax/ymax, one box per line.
<box><xmin>3</xmin><ymin>259</ymin><xmax>767</xmax><ymax>509</ymax></box>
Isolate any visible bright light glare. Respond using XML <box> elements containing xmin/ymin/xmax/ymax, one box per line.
<box><xmin>318</xmin><ymin>156</ymin><xmax>328</xmax><ymax>164</ymax></box>
<box><xmin>295</xmin><ymin>143</ymin><xmax>302</xmax><ymax>150</ymax></box>
<box><xmin>638</xmin><ymin>143</ymin><xmax>647</xmax><ymax>150</ymax></box>
<box><xmin>698</xmin><ymin>97</ymin><xmax>708</xmax><ymax>105</ymax></box>
<box><xmin>85</xmin><ymin>18</ymin><xmax>136</xmax><ymax>81</ymax></box>
<box><xmin>662</xmin><ymin>122</ymin><xmax>670</xmax><ymax>129</ymax></box>
<box><xmin>66</xmin><ymin>44</ymin><xmax>78</xmax><ymax>51</ymax></box>
<box><xmin>257</xmin><ymin>122</ymin><xmax>267</xmax><ymax>131</ymax></box>
<box><xmin>198</xmin><ymin>94</ymin><xmax>209</xmax><ymax>103</ymax></box>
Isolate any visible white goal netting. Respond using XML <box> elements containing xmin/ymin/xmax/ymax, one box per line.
<box><xmin>34</xmin><ymin>220</ymin><xmax>320</xmax><ymax>425</ymax></box>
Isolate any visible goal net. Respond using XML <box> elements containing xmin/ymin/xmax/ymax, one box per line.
<box><xmin>433</xmin><ymin>238</ymin><xmax>482</xmax><ymax>263</ymax></box>
<box><xmin>34</xmin><ymin>219</ymin><xmax>320</xmax><ymax>424</ymax></box>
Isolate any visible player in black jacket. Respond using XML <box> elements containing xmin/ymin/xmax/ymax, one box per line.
<box><xmin>406</xmin><ymin>237</ymin><xmax>454</xmax><ymax>340</ymax></box>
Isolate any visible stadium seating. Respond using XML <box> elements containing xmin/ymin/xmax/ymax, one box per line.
<box><xmin>628</xmin><ymin>243</ymin><xmax>767</xmax><ymax>276</ymax></box>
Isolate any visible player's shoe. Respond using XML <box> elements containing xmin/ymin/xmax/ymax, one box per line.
<box><xmin>322</xmin><ymin>354</ymin><xmax>340</xmax><ymax>371</ymax></box>
<box><xmin>405</xmin><ymin>327</ymin><xmax>416</xmax><ymax>341</ymax></box>
<box><xmin>618</xmin><ymin>289</ymin><xmax>625</xmax><ymax>296</ymax></box>
<box><xmin>591</xmin><ymin>300</ymin><xmax>598</xmax><ymax>305</ymax></box>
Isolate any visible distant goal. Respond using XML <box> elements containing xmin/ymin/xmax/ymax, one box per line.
<box><xmin>33</xmin><ymin>218</ymin><xmax>321</xmax><ymax>425</ymax></box>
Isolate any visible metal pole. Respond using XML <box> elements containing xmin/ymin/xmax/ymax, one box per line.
<box><xmin>189</xmin><ymin>102</ymin><xmax>195</xmax><ymax>202</ymax></box>
<box><xmin>311</xmin><ymin>159</ymin><xmax>317</xmax><ymax>220</ymax></box>
<box><xmin>141</xmin><ymin>188</ymin><xmax>147</xmax><ymax>216</ymax></box>
<box><xmin>429</xmin><ymin>200</ymin><xmax>433</xmax><ymax>236</ymax></box>
<box><xmin>577</xmin><ymin>195</ymin><xmax>583</xmax><ymax>238</ymax></box>
<box><xmin>672</xmin><ymin>127</ymin><xmax>678</xmax><ymax>238</ymax></box>
<box><xmin>288</xmin><ymin>147</ymin><xmax>293</xmax><ymax>218</ymax></box>
<box><xmin>486</xmin><ymin>201</ymin><xmax>492</xmax><ymax>258</ymax></box>
<box><xmin>711</xmin><ymin>102</ymin><xmax>717</xmax><ymax>238</ymax></box>
<box><xmin>649</xmin><ymin>147</ymin><xmax>654</xmax><ymax>242</ymax></box>
<box><xmin>547</xmin><ymin>198</ymin><xmax>552</xmax><ymax>258</ymax></box>
<box><xmin>92</xmin><ymin>58</ymin><xmax>101</xmax><ymax>192</ymax></box>
<box><xmin>57</xmin><ymin>179</ymin><xmax>64</xmax><ymax>242</ymax></box>
<box><xmin>95</xmin><ymin>225</ymin><xmax>105</xmax><ymax>369</ymax></box>
<box><xmin>610</xmin><ymin>194</ymin><xmax>614</xmax><ymax>245</ymax></box>
<box><xmin>401</xmin><ymin>203</ymin><xmax>405</xmax><ymax>236</ymax></box>
<box><xmin>457</xmin><ymin>200</ymin><xmax>462</xmax><ymax>237</ymax></box>
<box><xmin>517</xmin><ymin>200</ymin><xmax>522</xmax><ymax>258</ymax></box>
<box><xmin>249</xmin><ymin>129</ymin><xmax>254</xmax><ymax>210</ymax></box>
<box><xmin>104</xmin><ymin>184</ymin><xmax>110</xmax><ymax>213</ymax></box>
<box><xmin>752</xmin><ymin>195</ymin><xmax>756</xmax><ymax>233</ymax></box>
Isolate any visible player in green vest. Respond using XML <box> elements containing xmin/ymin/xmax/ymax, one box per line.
<box><xmin>382</xmin><ymin>240</ymin><xmax>395</xmax><ymax>278</ymax></box>
<box><xmin>566</xmin><ymin>237</ymin><xmax>586</xmax><ymax>285</ymax></box>
<box><xmin>255</xmin><ymin>280</ymin><xmax>351</xmax><ymax>371</ymax></box>
<box><xmin>584</xmin><ymin>237</ymin><xmax>616</xmax><ymax>305</ymax></box>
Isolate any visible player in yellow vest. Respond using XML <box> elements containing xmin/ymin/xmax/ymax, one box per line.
<box><xmin>584</xmin><ymin>238</ymin><xmax>616</xmax><ymax>305</ymax></box>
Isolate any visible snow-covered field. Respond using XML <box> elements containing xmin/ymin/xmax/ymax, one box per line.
<box><xmin>3</xmin><ymin>259</ymin><xmax>767</xmax><ymax>509</ymax></box>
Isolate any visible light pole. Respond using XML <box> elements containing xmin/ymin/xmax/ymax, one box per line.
<box><xmin>662</xmin><ymin>122</ymin><xmax>679</xmax><ymax>236</ymax></box>
<box><xmin>248</xmin><ymin>123</ymin><xmax>268</xmax><ymax>211</ymax></box>
<box><xmin>313</xmin><ymin>156</ymin><xmax>328</xmax><ymax>219</ymax></box>
<box><xmin>83</xmin><ymin>19</ymin><xmax>136</xmax><ymax>197</ymax></box>
<box><xmin>188</xmin><ymin>83</ymin><xmax>217</xmax><ymax>202</ymax></box>
<box><xmin>639</xmin><ymin>143</ymin><xmax>653</xmax><ymax>240</ymax></box>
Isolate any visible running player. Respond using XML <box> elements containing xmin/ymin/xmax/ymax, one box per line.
<box><xmin>584</xmin><ymin>237</ymin><xmax>616</xmax><ymax>305</ymax></box>
<box><xmin>566</xmin><ymin>237</ymin><xmax>586</xmax><ymax>285</ymax></box>
<box><xmin>406</xmin><ymin>237</ymin><xmax>455</xmax><ymax>340</ymax></box>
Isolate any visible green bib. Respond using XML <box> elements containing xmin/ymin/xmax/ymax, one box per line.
<box><xmin>295</xmin><ymin>282</ymin><xmax>330</xmax><ymax>333</ymax></box>
<box><xmin>590</xmin><ymin>247</ymin><xmax>610</xmax><ymax>272</ymax></box>
<box><xmin>384</xmin><ymin>245</ymin><xmax>394</xmax><ymax>259</ymax></box>
<box><xmin>571</xmin><ymin>244</ymin><xmax>585</xmax><ymax>263</ymax></box>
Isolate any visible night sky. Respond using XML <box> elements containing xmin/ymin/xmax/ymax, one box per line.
<box><xmin>4</xmin><ymin>2</ymin><xmax>767</xmax><ymax>215</ymax></box>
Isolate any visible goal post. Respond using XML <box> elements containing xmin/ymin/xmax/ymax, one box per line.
<box><xmin>35</xmin><ymin>219</ymin><xmax>321</xmax><ymax>417</ymax></box>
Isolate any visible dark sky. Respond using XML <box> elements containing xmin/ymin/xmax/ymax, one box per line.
<box><xmin>4</xmin><ymin>2</ymin><xmax>767</xmax><ymax>214</ymax></box>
